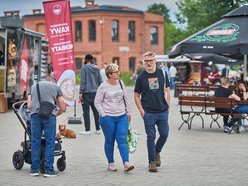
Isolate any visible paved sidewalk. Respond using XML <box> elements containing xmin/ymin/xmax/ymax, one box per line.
<box><xmin>0</xmin><ymin>87</ymin><xmax>248</xmax><ymax>186</ymax></box>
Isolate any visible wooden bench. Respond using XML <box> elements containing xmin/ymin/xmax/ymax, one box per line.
<box><xmin>176</xmin><ymin>84</ymin><xmax>210</xmax><ymax>97</ymax></box>
<box><xmin>178</xmin><ymin>96</ymin><xmax>206</xmax><ymax>130</ymax></box>
<box><xmin>176</xmin><ymin>84</ymin><xmax>237</xmax><ymax>97</ymax></box>
<box><xmin>178</xmin><ymin>95</ymin><xmax>242</xmax><ymax>133</ymax></box>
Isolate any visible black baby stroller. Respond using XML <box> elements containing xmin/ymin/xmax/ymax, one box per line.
<box><xmin>12</xmin><ymin>101</ymin><xmax>66</xmax><ymax>172</ymax></box>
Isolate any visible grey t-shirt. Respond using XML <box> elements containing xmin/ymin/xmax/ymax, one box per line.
<box><xmin>29</xmin><ymin>81</ymin><xmax>63</xmax><ymax>116</ymax></box>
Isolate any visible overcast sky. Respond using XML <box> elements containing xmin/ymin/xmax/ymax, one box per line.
<box><xmin>0</xmin><ymin>0</ymin><xmax>178</xmax><ymax>20</ymax></box>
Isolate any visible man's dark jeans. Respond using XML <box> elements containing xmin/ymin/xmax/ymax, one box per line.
<box><xmin>143</xmin><ymin>111</ymin><xmax>169</xmax><ymax>162</ymax></box>
<box><xmin>216</xmin><ymin>108</ymin><xmax>239</xmax><ymax>127</ymax></box>
<box><xmin>82</xmin><ymin>93</ymin><xmax>100</xmax><ymax>131</ymax></box>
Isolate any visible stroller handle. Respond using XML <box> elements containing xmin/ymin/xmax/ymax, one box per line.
<box><xmin>12</xmin><ymin>101</ymin><xmax>27</xmax><ymax>113</ymax></box>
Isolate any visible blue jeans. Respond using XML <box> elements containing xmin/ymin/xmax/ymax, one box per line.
<box><xmin>237</xmin><ymin>105</ymin><xmax>248</xmax><ymax>126</ymax></box>
<box><xmin>82</xmin><ymin>93</ymin><xmax>100</xmax><ymax>131</ymax></box>
<box><xmin>238</xmin><ymin>105</ymin><xmax>248</xmax><ymax>113</ymax></box>
<box><xmin>100</xmin><ymin>114</ymin><xmax>129</xmax><ymax>163</ymax></box>
<box><xmin>31</xmin><ymin>114</ymin><xmax>56</xmax><ymax>172</ymax></box>
<box><xmin>143</xmin><ymin>111</ymin><xmax>169</xmax><ymax>162</ymax></box>
<box><xmin>170</xmin><ymin>77</ymin><xmax>176</xmax><ymax>89</ymax></box>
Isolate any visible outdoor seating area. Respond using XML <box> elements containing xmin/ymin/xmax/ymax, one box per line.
<box><xmin>177</xmin><ymin>95</ymin><xmax>248</xmax><ymax>134</ymax></box>
<box><xmin>175</xmin><ymin>81</ymin><xmax>248</xmax><ymax>134</ymax></box>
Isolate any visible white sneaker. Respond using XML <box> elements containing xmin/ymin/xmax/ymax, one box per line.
<box><xmin>107</xmin><ymin>163</ymin><xmax>117</xmax><ymax>171</ymax></box>
<box><xmin>95</xmin><ymin>130</ymin><xmax>101</xmax><ymax>134</ymax></box>
<box><xmin>124</xmin><ymin>162</ymin><xmax>134</xmax><ymax>172</ymax></box>
<box><xmin>79</xmin><ymin>131</ymin><xmax>91</xmax><ymax>135</ymax></box>
<box><xmin>239</xmin><ymin>126</ymin><xmax>245</xmax><ymax>132</ymax></box>
<box><xmin>224</xmin><ymin>126</ymin><xmax>230</xmax><ymax>133</ymax></box>
<box><xmin>224</xmin><ymin>126</ymin><xmax>234</xmax><ymax>133</ymax></box>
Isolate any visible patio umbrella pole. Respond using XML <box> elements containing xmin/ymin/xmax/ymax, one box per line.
<box><xmin>244</xmin><ymin>54</ymin><xmax>247</xmax><ymax>80</ymax></box>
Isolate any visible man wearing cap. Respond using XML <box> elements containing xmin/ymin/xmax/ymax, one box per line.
<box><xmin>79</xmin><ymin>54</ymin><xmax>102</xmax><ymax>135</ymax></box>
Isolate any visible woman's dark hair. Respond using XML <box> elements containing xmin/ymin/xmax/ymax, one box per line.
<box><xmin>235</xmin><ymin>80</ymin><xmax>248</xmax><ymax>98</ymax></box>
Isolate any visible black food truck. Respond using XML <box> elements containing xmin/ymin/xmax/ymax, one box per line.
<box><xmin>0</xmin><ymin>24</ymin><xmax>47</xmax><ymax>111</ymax></box>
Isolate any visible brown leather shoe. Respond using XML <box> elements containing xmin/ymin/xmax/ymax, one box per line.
<box><xmin>148</xmin><ymin>161</ymin><xmax>157</xmax><ymax>172</ymax></box>
<box><xmin>156</xmin><ymin>153</ymin><xmax>161</xmax><ymax>167</ymax></box>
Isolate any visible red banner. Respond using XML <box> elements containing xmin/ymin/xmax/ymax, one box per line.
<box><xmin>43</xmin><ymin>0</ymin><xmax>76</xmax><ymax>106</ymax></box>
<box><xmin>19</xmin><ymin>37</ymin><xmax>31</xmax><ymax>95</ymax></box>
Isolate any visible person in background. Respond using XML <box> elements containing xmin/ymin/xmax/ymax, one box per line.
<box><xmin>185</xmin><ymin>63</ymin><xmax>191</xmax><ymax>83</ymax></box>
<box><xmin>100</xmin><ymin>63</ymin><xmax>108</xmax><ymax>82</ymax></box>
<box><xmin>27</xmin><ymin>77</ymin><xmax>66</xmax><ymax>177</ymax></box>
<box><xmin>221</xmin><ymin>64</ymin><xmax>229</xmax><ymax>78</ymax></box>
<box><xmin>134</xmin><ymin>51</ymin><xmax>170</xmax><ymax>172</ymax></box>
<box><xmin>214</xmin><ymin>77</ymin><xmax>240</xmax><ymax>133</ymax></box>
<box><xmin>235</xmin><ymin>80</ymin><xmax>248</xmax><ymax>132</ymax></box>
<box><xmin>238</xmin><ymin>64</ymin><xmax>244</xmax><ymax>81</ymax></box>
<box><xmin>130</xmin><ymin>61</ymin><xmax>145</xmax><ymax>81</ymax></box>
<box><xmin>94</xmin><ymin>64</ymin><xmax>134</xmax><ymax>172</ymax></box>
<box><xmin>160</xmin><ymin>62</ymin><xmax>170</xmax><ymax>81</ymax></box>
<box><xmin>0</xmin><ymin>51</ymin><xmax>4</xmax><ymax>66</ymax></box>
<box><xmin>79</xmin><ymin>54</ymin><xmax>102</xmax><ymax>135</ymax></box>
<box><xmin>169</xmin><ymin>63</ymin><xmax>177</xmax><ymax>89</ymax></box>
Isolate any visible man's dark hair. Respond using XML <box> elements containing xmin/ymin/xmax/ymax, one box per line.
<box><xmin>84</xmin><ymin>54</ymin><xmax>94</xmax><ymax>64</ymax></box>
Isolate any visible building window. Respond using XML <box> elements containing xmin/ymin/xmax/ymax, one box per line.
<box><xmin>112</xmin><ymin>57</ymin><xmax>119</xmax><ymax>66</ymax></box>
<box><xmin>75</xmin><ymin>21</ymin><xmax>82</xmax><ymax>42</ymax></box>
<box><xmin>129</xmin><ymin>57</ymin><xmax>135</xmax><ymax>72</ymax></box>
<box><xmin>112</xmin><ymin>20</ymin><xmax>119</xmax><ymax>41</ymax></box>
<box><xmin>128</xmin><ymin>21</ymin><xmax>135</xmax><ymax>41</ymax></box>
<box><xmin>75</xmin><ymin>58</ymin><xmax>82</xmax><ymax>70</ymax></box>
<box><xmin>89</xmin><ymin>20</ymin><xmax>96</xmax><ymax>41</ymax></box>
<box><xmin>37</xmin><ymin>23</ymin><xmax>46</xmax><ymax>35</ymax></box>
<box><xmin>150</xmin><ymin>26</ymin><xmax>158</xmax><ymax>44</ymax></box>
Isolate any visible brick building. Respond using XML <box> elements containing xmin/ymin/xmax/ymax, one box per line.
<box><xmin>22</xmin><ymin>0</ymin><xmax>164</xmax><ymax>72</ymax></box>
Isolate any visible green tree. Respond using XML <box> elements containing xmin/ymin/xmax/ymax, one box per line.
<box><xmin>147</xmin><ymin>3</ymin><xmax>171</xmax><ymax>23</ymax></box>
<box><xmin>176</xmin><ymin>0</ymin><xmax>248</xmax><ymax>35</ymax></box>
<box><xmin>164</xmin><ymin>22</ymin><xmax>188</xmax><ymax>53</ymax></box>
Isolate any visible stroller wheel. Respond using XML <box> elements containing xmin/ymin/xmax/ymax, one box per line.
<box><xmin>57</xmin><ymin>158</ymin><xmax>66</xmax><ymax>171</ymax></box>
<box><xmin>12</xmin><ymin>150</ymin><xmax>24</xmax><ymax>170</ymax></box>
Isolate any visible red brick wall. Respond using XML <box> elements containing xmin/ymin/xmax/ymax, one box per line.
<box><xmin>23</xmin><ymin>10</ymin><xmax>164</xmax><ymax>72</ymax></box>
<box><xmin>144</xmin><ymin>12</ymin><xmax>164</xmax><ymax>55</ymax></box>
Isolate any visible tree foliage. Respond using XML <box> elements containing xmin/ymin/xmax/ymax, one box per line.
<box><xmin>164</xmin><ymin>22</ymin><xmax>188</xmax><ymax>53</ymax></box>
<box><xmin>146</xmin><ymin>1</ymin><xmax>248</xmax><ymax>54</ymax></box>
<box><xmin>176</xmin><ymin>0</ymin><xmax>248</xmax><ymax>35</ymax></box>
<box><xmin>147</xmin><ymin>3</ymin><xmax>171</xmax><ymax>23</ymax></box>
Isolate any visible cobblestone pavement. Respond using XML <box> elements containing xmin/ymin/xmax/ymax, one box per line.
<box><xmin>0</xmin><ymin>87</ymin><xmax>248</xmax><ymax>186</ymax></box>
